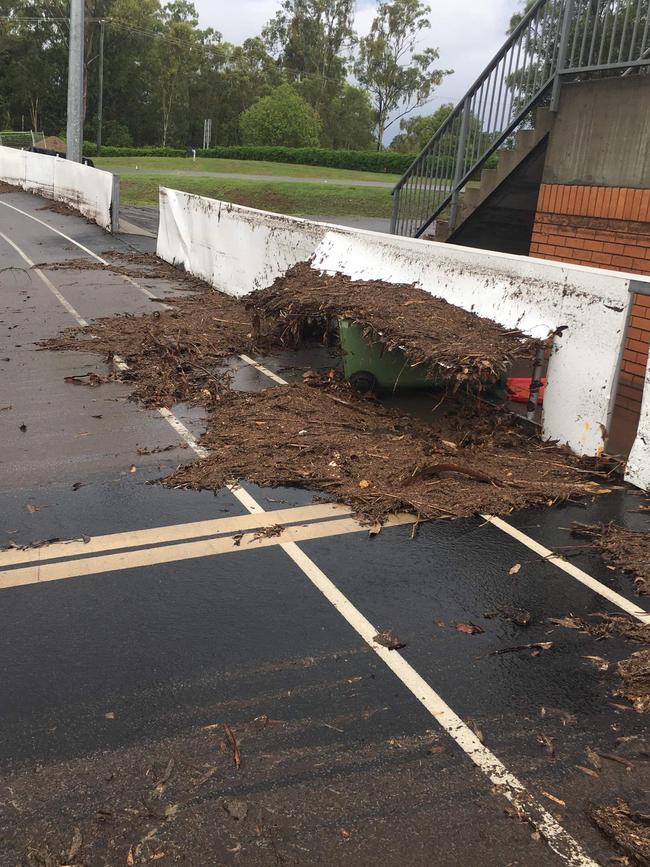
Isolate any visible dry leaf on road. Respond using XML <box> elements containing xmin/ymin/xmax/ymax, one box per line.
<box><xmin>455</xmin><ymin>622</ymin><xmax>484</xmax><ymax>635</ymax></box>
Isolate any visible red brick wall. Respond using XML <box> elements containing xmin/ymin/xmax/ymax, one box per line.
<box><xmin>530</xmin><ymin>183</ymin><xmax>650</xmax><ymax>432</ymax></box>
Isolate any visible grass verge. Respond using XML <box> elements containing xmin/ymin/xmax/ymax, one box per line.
<box><xmin>97</xmin><ymin>156</ymin><xmax>400</xmax><ymax>184</ymax></box>
<box><xmin>120</xmin><ymin>174</ymin><xmax>393</xmax><ymax>218</ymax></box>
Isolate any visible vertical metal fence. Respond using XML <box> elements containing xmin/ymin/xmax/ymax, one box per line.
<box><xmin>391</xmin><ymin>0</ymin><xmax>650</xmax><ymax>238</ymax></box>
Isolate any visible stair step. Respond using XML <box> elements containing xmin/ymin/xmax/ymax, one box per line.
<box><xmin>534</xmin><ymin>107</ymin><xmax>555</xmax><ymax>142</ymax></box>
<box><xmin>433</xmin><ymin>218</ymin><xmax>450</xmax><ymax>242</ymax></box>
<box><xmin>479</xmin><ymin>167</ymin><xmax>498</xmax><ymax>198</ymax></box>
<box><xmin>515</xmin><ymin>128</ymin><xmax>536</xmax><ymax>153</ymax></box>
<box><xmin>462</xmin><ymin>186</ymin><xmax>481</xmax><ymax>209</ymax></box>
<box><xmin>496</xmin><ymin>149</ymin><xmax>518</xmax><ymax>184</ymax></box>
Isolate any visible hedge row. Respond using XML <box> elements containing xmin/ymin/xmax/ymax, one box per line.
<box><xmin>83</xmin><ymin>142</ymin><xmax>416</xmax><ymax>174</ymax></box>
<box><xmin>83</xmin><ymin>143</ymin><xmax>186</xmax><ymax>157</ymax></box>
<box><xmin>198</xmin><ymin>146</ymin><xmax>415</xmax><ymax>174</ymax></box>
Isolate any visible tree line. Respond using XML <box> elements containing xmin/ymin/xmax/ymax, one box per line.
<box><xmin>0</xmin><ymin>0</ymin><xmax>453</xmax><ymax>152</ymax></box>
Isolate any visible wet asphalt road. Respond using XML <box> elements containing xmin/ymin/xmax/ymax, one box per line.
<box><xmin>1</xmin><ymin>188</ymin><xmax>649</xmax><ymax>867</ymax></box>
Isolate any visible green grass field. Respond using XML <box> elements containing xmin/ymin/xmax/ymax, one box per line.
<box><xmin>120</xmin><ymin>174</ymin><xmax>394</xmax><ymax>218</ymax></box>
<box><xmin>97</xmin><ymin>155</ymin><xmax>401</xmax><ymax>184</ymax></box>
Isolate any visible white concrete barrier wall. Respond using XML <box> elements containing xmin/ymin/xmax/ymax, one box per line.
<box><xmin>158</xmin><ymin>188</ymin><xmax>328</xmax><ymax>294</ymax></box>
<box><xmin>158</xmin><ymin>188</ymin><xmax>650</xmax><ymax>474</ymax></box>
<box><xmin>626</xmin><ymin>350</ymin><xmax>650</xmax><ymax>489</ymax></box>
<box><xmin>0</xmin><ymin>145</ymin><xmax>115</xmax><ymax>230</ymax></box>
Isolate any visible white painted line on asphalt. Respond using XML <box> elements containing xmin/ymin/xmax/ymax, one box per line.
<box><xmin>237</xmin><ymin>354</ymin><xmax>289</xmax><ymax>386</ymax></box>
<box><xmin>0</xmin><ymin>199</ymin><xmax>158</xmax><ymax>301</ymax></box>
<box><xmin>0</xmin><ymin>514</ymin><xmax>414</xmax><ymax>590</ymax></box>
<box><xmin>245</xmin><ymin>494</ymin><xmax>599</xmax><ymax>867</ymax></box>
<box><xmin>0</xmin><ymin>502</ymin><xmax>353</xmax><ymax>569</ymax></box>
<box><xmin>0</xmin><ymin>230</ymin><xmax>88</xmax><ymax>327</ymax></box>
<box><xmin>0</xmin><ymin>200</ymin><xmax>107</xmax><ymax>262</ymax></box>
<box><xmin>156</xmin><ymin>403</ymin><xmax>599</xmax><ymax>865</ymax></box>
<box><xmin>156</xmin><ymin>407</ymin><xmax>209</xmax><ymax>459</ymax></box>
<box><xmin>483</xmin><ymin>515</ymin><xmax>650</xmax><ymax>624</ymax></box>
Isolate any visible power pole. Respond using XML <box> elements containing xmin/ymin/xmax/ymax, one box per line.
<box><xmin>66</xmin><ymin>0</ymin><xmax>85</xmax><ymax>163</ymax></box>
<box><xmin>97</xmin><ymin>19</ymin><xmax>104</xmax><ymax>156</ymax></box>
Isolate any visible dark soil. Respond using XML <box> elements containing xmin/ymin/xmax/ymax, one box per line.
<box><xmin>248</xmin><ymin>262</ymin><xmax>537</xmax><ymax>389</ymax></box>
<box><xmin>589</xmin><ymin>800</ymin><xmax>650</xmax><ymax>865</ymax></box>
<box><xmin>0</xmin><ymin>181</ymin><xmax>18</xmax><ymax>194</ymax></box>
<box><xmin>571</xmin><ymin>522</ymin><xmax>650</xmax><ymax>595</ymax></box>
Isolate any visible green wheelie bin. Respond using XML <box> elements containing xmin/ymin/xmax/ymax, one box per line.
<box><xmin>339</xmin><ymin>318</ymin><xmax>509</xmax><ymax>397</ymax></box>
<box><xmin>339</xmin><ymin>318</ymin><xmax>443</xmax><ymax>393</ymax></box>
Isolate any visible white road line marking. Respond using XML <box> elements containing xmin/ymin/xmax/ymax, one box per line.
<box><xmin>0</xmin><ymin>231</ymin><xmax>88</xmax><ymax>326</ymax></box>
<box><xmin>0</xmin><ymin>515</ymin><xmax>414</xmax><ymax>590</ymax></box>
<box><xmin>483</xmin><ymin>515</ymin><xmax>650</xmax><ymax>624</ymax></box>
<box><xmin>237</xmin><ymin>354</ymin><xmax>289</xmax><ymax>386</ymax></box>
<box><xmin>156</xmin><ymin>407</ymin><xmax>209</xmax><ymax>458</ymax></box>
<box><xmin>254</xmin><ymin>501</ymin><xmax>598</xmax><ymax>866</ymax></box>
<box><xmin>0</xmin><ymin>502</ymin><xmax>353</xmax><ymax>569</ymax></box>
<box><xmin>0</xmin><ymin>199</ymin><xmax>157</xmax><ymax>301</ymax></box>
<box><xmin>0</xmin><ymin>200</ymin><xmax>106</xmax><ymax>262</ymax></box>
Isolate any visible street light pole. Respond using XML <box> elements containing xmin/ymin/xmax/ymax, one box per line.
<box><xmin>66</xmin><ymin>0</ymin><xmax>85</xmax><ymax>162</ymax></box>
<box><xmin>97</xmin><ymin>19</ymin><xmax>104</xmax><ymax>156</ymax></box>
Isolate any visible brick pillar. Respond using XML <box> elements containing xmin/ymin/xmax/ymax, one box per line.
<box><xmin>530</xmin><ymin>184</ymin><xmax>650</xmax><ymax>442</ymax></box>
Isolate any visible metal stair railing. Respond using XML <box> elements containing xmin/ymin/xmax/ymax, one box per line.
<box><xmin>391</xmin><ymin>0</ymin><xmax>650</xmax><ymax>239</ymax></box>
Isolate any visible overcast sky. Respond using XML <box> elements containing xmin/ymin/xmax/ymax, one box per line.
<box><xmin>196</xmin><ymin>0</ymin><xmax>523</xmax><ymax>116</ymax></box>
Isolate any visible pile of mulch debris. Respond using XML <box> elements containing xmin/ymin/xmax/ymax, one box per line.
<box><xmin>550</xmin><ymin>614</ymin><xmax>650</xmax><ymax>713</ymax></box>
<box><xmin>41</xmin><ymin>135</ymin><xmax>67</xmax><ymax>151</ymax></box>
<box><xmin>42</xmin><ymin>254</ymin><xmax>253</xmax><ymax>407</ymax></box>
<box><xmin>571</xmin><ymin>521</ymin><xmax>649</xmax><ymax>595</ymax></box>
<box><xmin>0</xmin><ymin>181</ymin><xmax>17</xmax><ymax>194</ymax></box>
<box><xmin>589</xmin><ymin>801</ymin><xmax>650</xmax><ymax>866</ymax></box>
<box><xmin>39</xmin><ymin>250</ymin><xmax>213</xmax><ymax>289</ymax></box>
<box><xmin>166</xmin><ymin>378</ymin><xmax>605</xmax><ymax>522</ymax></box>
<box><xmin>45</xmin><ymin>253</ymin><xmax>610</xmax><ymax>521</ymax></box>
<box><xmin>247</xmin><ymin>262</ymin><xmax>536</xmax><ymax>389</ymax></box>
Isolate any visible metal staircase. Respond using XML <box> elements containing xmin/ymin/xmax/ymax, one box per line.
<box><xmin>391</xmin><ymin>0</ymin><xmax>650</xmax><ymax>239</ymax></box>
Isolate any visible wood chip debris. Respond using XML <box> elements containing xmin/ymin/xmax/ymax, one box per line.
<box><xmin>223</xmin><ymin>722</ymin><xmax>241</xmax><ymax>769</ymax></box>
<box><xmin>42</xmin><ymin>252</ymin><xmax>613</xmax><ymax>526</ymax></box>
<box><xmin>549</xmin><ymin>614</ymin><xmax>650</xmax><ymax>713</ymax></box>
<box><xmin>247</xmin><ymin>262</ymin><xmax>536</xmax><ymax>388</ymax></box>
<box><xmin>589</xmin><ymin>801</ymin><xmax>650</xmax><ymax>865</ymax></box>
<box><xmin>571</xmin><ymin>521</ymin><xmax>650</xmax><ymax>595</ymax></box>
<box><xmin>373</xmin><ymin>629</ymin><xmax>407</xmax><ymax>650</ymax></box>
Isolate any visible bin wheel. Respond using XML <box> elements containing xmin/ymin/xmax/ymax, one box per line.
<box><xmin>349</xmin><ymin>370</ymin><xmax>378</xmax><ymax>394</ymax></box>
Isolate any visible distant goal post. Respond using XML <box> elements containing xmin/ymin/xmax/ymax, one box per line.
<box><xmin>0</xmin><ymin>130</ymin><xmax>46</xmax><ymax>149</ymax></box>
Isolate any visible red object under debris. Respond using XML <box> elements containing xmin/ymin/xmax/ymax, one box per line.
<box><xmin>506</xmin><ymin>377</ymin><xmax>546</xmax><ymax>404</ymax></box>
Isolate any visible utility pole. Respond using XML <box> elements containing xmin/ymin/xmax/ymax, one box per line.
<box><xmin>97</xmin><ymin>19</ymin><xmax>104</xmax><ymax>156</ymax></box>
<box><xmin>66</xmin><ymin>0</ymin><xmax>85</xmax><ymax>162</ymax></box>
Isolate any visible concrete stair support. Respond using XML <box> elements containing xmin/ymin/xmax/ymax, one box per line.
<box><xmin>447</xmin><ymin>108</ymin><xmax>555</xmax><ymax>239</ymax></box>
